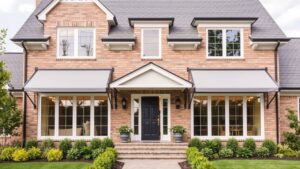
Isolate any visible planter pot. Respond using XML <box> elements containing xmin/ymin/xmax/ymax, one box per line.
<box><xmin>174</xmin><ymin>133</ymin><xmax>183</xmax><ymax>143</ymax></box>
<box><xmin>120</xmin><ymin>134</ymin><xmax>130</xmax><ymax>143</ymax></box>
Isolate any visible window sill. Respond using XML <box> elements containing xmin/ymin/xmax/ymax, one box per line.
<box><xmin>141</xmin><ymin>58</ymin><xmax>163</xmax><ymax>61</ymax></box>
<box><xmin>56</xmin><ymin>57</ymin><xmax>97</xmax><ymax>61</ymax></box>
<box><xmin>37</xmin><ymin>136</ymin><xmax>109</xmax><ymax>141</ymax></box>
<box><xmin>206</xmin><ymin>57</ymin><xmax>245</xmax><ymax>61</ymax></box>
<box><xmin>192</xmin><ymin>136</ymin><xmax>264</xmax><ymax>141</ymax></box>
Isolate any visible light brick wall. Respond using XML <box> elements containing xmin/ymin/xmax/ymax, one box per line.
<box><xmin>24</xmin><ymin>2</ymin><xmax>278</xmax><ymax>142</ymax></box>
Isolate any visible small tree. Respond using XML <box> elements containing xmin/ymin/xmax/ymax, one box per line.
<box><xmin>283</xmin><ymin>109</ymin><xmax>300</xmax><ymax>150</ymax></box>
<box><xmin>0</xmin><ymin>29</ymin><xmax>22</xmax><ymax>146</ymax></box>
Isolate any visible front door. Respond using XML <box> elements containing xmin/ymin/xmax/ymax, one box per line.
<box><xmin>142</xmin><ymin>97</ymin><xmax>160</xmax><ymax>140</ymax></box>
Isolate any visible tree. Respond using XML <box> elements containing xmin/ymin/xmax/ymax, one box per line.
<box><xmin>0</xmin><ymin>29</ymin><xmax>7</xmax><ymax>54</ymax></box>
<box><xmin>0</xmin><ymin>29</ymin><xmax>22</xmax><ymax>146</ymax></box>
<box><xmin>283</xmin><ymin>109</ymin><xmax>300</xmax><ymax>150</ymax></box>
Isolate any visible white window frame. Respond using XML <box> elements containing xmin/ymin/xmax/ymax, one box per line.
<box><xmin>131</xmin><ymin>94</ymin><xmax>171</xmax><ymax>141</ymax></box>
<box><xmin>298</xmin><ymin>97</ymin><xmax>300</xmax><ymax>120</ymax></box>
<box><xmin>38</xmin><ymin>93</ymin><xmax>111</xmax><ymax>140</ymax></box>
<box><xmin>141</xmin><ymin>28</ymin><xmax>162</xmax><ymax>59</ymax></box>
<box><xmin>191</xmin><ymin>93</ymin><xmax>264</xmax><ymax>141</ymax></box>
<box><xmin>57</xmin><ymin>28</ymin><xmax>96</xmax><ymax>59</ymax></box>
<box><xmin>206</xmin><ymin>28</ymin><xmax>244</xmax><ymax>59</ymax></box>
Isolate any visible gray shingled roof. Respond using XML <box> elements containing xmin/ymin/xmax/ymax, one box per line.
<box><xmin>0</xmin><ymin>53</ymin><xmax>24</xmax><ymax>90</ymax></box>
<box><xmin>13</xmin><ymin>0</ymin><xmax>287</xmax><ymax>41</ymax></box>
<box><xmin>279</xmin><ymin>39</ymin><xmax>300</xmax><ymax>89</ymax></box>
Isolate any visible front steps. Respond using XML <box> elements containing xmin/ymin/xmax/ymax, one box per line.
<box><xmin>115</xmin><ymin>143</ymin><xmax>188</xmax><ymax>159</ymax></box>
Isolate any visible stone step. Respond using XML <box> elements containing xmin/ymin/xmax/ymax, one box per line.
<box><xmin>118</xmin><ymin>149</ymin><xmax>186</xmax><ymax>154</ymax></box>
<box><xmin>118</xmin><ymin>154</ymin><xmax>186</xmax><ymax>159</ymax></box>
<box><xmin>115</xmin><ymin>143</ymin><xmax>188</xmax><ymax>146</ymax></box>
<box><xmin>116</xmin><ymin>146</ymin><xmax>187</xmax><ymax>150</ymax></box>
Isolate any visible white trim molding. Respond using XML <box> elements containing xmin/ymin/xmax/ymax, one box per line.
<box><xmin>37</xmin><ymin>0</ymin><xmax>116</xmax><ymax>26</ymax></box>
<box><xmin>168</xmin><ymin>41</ymin><xmax>201</xmax><ymax>51</ymax></box>
<box><xmin>191</xmin><ymin>93</ymin><xmax>265</xmax><ymax>141</ymax></box>
<box><xmin>103</xmin><ymin>41</ymin><xmax>135</xmax><ymax>51</ymax></box>
<box><xmin>250</xmin><ymin>41</ymin><xmax>288</xmax><ymax>51</ymax></box>
<box><xmin>14</xmin><ymin>41</ymin><xmax>49</xmax><ymax>51</ymax></box>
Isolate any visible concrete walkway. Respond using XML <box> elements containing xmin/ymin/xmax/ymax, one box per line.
<box><xmin>121</xmin><ymin>159</ymin><xmax>182</xmax><ymax>169</ymax></box>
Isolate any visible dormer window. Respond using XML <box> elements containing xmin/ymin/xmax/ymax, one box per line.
<box><xmin>207</xmin><ymin>28</ymin><xmax>243</xmax><ymax>58</ymax></box>
<box><xmin>141</xmin><ymin>28</ymin><xmax>161</xmax><ymax>59</ymax></box>
<box><xmin>57</xmin><ymin>28</ymin><xmax>95</xmax><ymax>59</ymax></box>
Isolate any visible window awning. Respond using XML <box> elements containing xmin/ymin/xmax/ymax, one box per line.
<box><xmin>190</xmin><ymin>69</ymin><xmax>278</xmax><ymax>93</ymax></box>
<box><xmin>24</xmin><ymin>69</ymin><xmax>113</xmax><ymax>93</ymax></box>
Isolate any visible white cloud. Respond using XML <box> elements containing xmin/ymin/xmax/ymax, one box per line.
<box><xmin>18</xmin><ymin>3</ymin><xmax>35</xmax><ymax>13</ymax></box>
<box><xmin>0</xmin><ymin>0</ymin><xmax>17</xmax><ymax>13</ymax></box>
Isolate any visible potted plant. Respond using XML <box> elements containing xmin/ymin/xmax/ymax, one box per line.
<box><xmin>117</xmin><ymin>125</ymin><xmax>133</xmax><ymax>143</ymax></box>
<box><xmin>171</xmin><ymin>125</ymin><xmax>186</xmax><ymax>143</ymax></box>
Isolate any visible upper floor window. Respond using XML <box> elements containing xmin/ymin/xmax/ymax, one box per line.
<box><xmin>57</xmin><ymin>28</ymin><xmax>95</xmax><ymax>59</ymax></box>
<box><xmin>207</xmin><ymin>29</ymin><xmax>243</xmax><ymax>58</ymax></box>
<box><xmin>141</xmin><ymin>28</ymin><xmax>161</xmax><ymax>59</ymax></box>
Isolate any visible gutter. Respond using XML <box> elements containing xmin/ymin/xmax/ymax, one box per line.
<box><xmin>21</xmin><ymin>42</ymin><xmax>28</xmax><ymax>147</ymax></box>
<box><xmin>275</xmin><ymin>41</ymin><xmax>281</xmax><ymax>144</ymax></box>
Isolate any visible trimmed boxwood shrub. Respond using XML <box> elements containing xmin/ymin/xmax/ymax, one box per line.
<box><xmin>74</xmin><ymin>140</ymin><xmax>87</xmax><ymax>150</ymax></box>
<box><xmin>41</xmin><ymin>139</ymin><xmax>55</xmax><ymax>150</ymax></box>
<box><xmin>67</xmin><ymin>148</ymin><xmax>81</xmax><ymax>160</ymax></box>
<box><xmin>92</xmin><ymin>148</ymin><xmax>105</xmax><ymax>159</ymax></box>
<box><xmin>188</xmin><ymin>138</ymin><xmax>202</xmax><ymax>150</ymax></box>
<box><xmin>262</xmin><ymin>139</ymin><xmax>277</xmax><ymax>155</ymax></box>
<box><xmin>12</xmin><ymin>149</ymin><xmax>29</xmax><ymax>162</ymax></box>
<box><xmin>186</xmin><ymin>147</ymin><xmax>216</xmax><ymax>169</ymax></box>
<box><xmin>204</xmin><ymin>139</ymin><xmax>222</xmax><ymax>154</ymax></box>
<box><xmin>47</xmin><ymin>149</ymin><xmax>63</xmax><ymax>162</ymax></box>
<box><xmin>88</xmin><ymin>148</ymin><xmax>118</xmax><ymax>169</ymax></box>
<box><xmin>0</xmin><ymin>147</ymin><xmax>17</xmax><ymax>161</ymax></box>
<box><xmin>25</xmin><ymin>139</ymin><xmax>38</xmax><ymax>149</ymax></box>
<box><xmin>256</xmin><ymin>147</ymin><xmax>270</xmax><ymax>158</ymax></box>
<box><xmin>101</xmin><ymin>138</ymin><xmax>114</xmax><ymax>149</ymax></box>
<box><xmin>27</xmin><ymin>147</ymin><xmax>42</xmax><ymax>160</ymax></box>
<box><xmin>243</xmin><ymin>138</ymin><xmax>256</xmax><ymax>152</ymax></box>
<box><xmin>90</xmin><ymin>138</ymin><xmax>102</xmax><ymax>149</ymax></box>
<box><xmin>81</xmin><ymin>146</ymin><xmax>92</xmax><ymax>160</ymax></box>
<box><xmin>219</xmin><ymin>148</ymin><xmax>234</xmax><ymax>158</ymax></box>
<box><xmin>201</xmin><ymin>148</ymin><xmax>214</xmax><ymax>160</ymax></box>
<box><xmin>236</xmin><ymin>147</ymin><xmax>253</xmax><ymax>158</ymax></box>
<box><xmin>59</xmin><ymin>139</ymin><xmax>72</xmax><ymax>157</ymax></box>
<box><xmin>226</xmin><ymin>138</ymin><xmax>239</xmax><ymax>154</ymax></box>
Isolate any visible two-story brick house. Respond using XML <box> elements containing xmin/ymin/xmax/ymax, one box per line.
<box><xmin>10</xmin><ymin>0</ymin><xmax>297</xmax><ymax>146</ymax></box>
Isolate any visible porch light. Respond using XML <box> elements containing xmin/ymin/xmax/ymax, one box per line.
<box><xmin>122</xmin><ymin>98</ymin><xmax>127</xmax><ymax>109</ymax></box>
<box><xmin>175</xmin><ymin>97</ymin><xmax>181</xmax><ymax>109</ymax></box>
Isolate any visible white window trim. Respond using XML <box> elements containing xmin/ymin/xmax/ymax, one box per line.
<box><xmin>57</xmin><ymin>28</ymin><xmax>96</xmax><ymax>59</ymax></box>
<box><xmin>298</xmin><ymin>97</ymin><xmax>300</xmax><ymax>121</ymax></box>
<box><xmin>141</xmin><ymin>28</ymin><xmax>162</xmax><ymax>59</ymax></box>
<box><xmin>191</xmin><ymin>93</ymin><xmax>265</xmax><ymax>141</ymax></box>
<box><xmin>206</xmin><ymin>28</ymin><xmax>244</xmax><ymax>59</ymax></box>
<box><xmin>131</xmin><ymin>94</ymin><xmax>171</xmax><ymax>142</ymax></box>
<box><xmin>38</xmin><ymin>93</ymin><xmax>111</xmax><ymax>140</ymax></box>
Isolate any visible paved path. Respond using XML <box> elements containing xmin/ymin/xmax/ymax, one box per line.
<box><xmin>121</xmin><ymin>159</ymin><xmax>182</xmax><ymax>169</ymax></box>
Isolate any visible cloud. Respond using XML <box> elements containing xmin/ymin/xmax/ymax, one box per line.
<box><xmin>17</xmin><ymin>3</ymin><xmax>35</xmax><ymax>13</ymax></box>
<box><xmin>0</xmin><ymin>0</ymin><xmax>17</xmax><ymax>13</ymax></box>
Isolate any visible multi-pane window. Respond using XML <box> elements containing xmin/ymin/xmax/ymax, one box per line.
<box><xmin>142</xmin><ymin>29</ymin><xmax>161</xmax><ymax>58</ymax></box>
<box><xmin>207</xmin><ymin>29</ymin><xmax>242</xmax><ymax>58</ymax></box>
<box><xmin>229</xmin><ymin>96</ymin><xmax>243</xmax><ymax>136</ymax></box>
<box><xmin>58</xmin><ymin>28</ymin><xmax>95</xmax><ymax>58</ymax></box>
<box><xmin>193</xmin><ymin>97</ymin><xmax>208</xmax><ymax>136</ymax></box>
<box><xmin>247</xmin><ymin>96</ymin><xmax>261</xmax><ymax>136</ymax></box>
<box><xmin>211</xmin><ymin>96</ymin><xmax>226</xmax><ymax>136</ymax></box>
<box><xmin>133</xmin><ymin>99</ymin><xmax>140</xmax><ymax>135</ymax></box>
<box><xmin>163</xmin><ymin>99</ymin><xmax>168</xmax><ymax>135</ymax></box>
<box><xmin>39</xmin><ymin>95</ymin><xmax>109</xmax><ymax>139</ymax></box>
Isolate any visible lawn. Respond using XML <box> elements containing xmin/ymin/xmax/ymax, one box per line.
<box><xmin>0</xmin><ymin>162</ymin><xmax>90</xmax><ymax>169</ymax></box>
<box><xmin>213</xmin><ymin>160</ymin><xmax>300</xmax><ymax>169</ymax></box>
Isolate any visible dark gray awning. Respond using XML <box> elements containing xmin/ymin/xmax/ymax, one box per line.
<box><xmin>24</xmin><ymin>69</ymin><xmax>112</xmax><ymax>93</ymax></box>
<box><xmin>190</xmin><ymin>69</ymin><xmax>278</xmax><ymax>93</ymax></box>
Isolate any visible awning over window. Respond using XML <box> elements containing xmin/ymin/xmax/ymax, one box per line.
<box><xmin>24</xmin><ymin>69</ymin><xmax>112</xmax><ymax>92</ymax></box>
<box><xmin>190</xmin><ymin>69</ymin><xmax>278</xmax><ymax>93</ymax></box>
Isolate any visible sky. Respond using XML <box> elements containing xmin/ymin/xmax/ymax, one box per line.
<box><xmin>0</xmin><ymin>0</ymin><xmax>300</xmax><ymax>52</ymax></box>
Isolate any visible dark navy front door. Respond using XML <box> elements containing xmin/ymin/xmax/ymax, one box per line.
<box><xmin>142</xmin><ymin>97</ymin><xmax>160</xmax><ymax>140</ymax></box>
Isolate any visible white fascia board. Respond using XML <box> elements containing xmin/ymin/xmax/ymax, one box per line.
<box><xmin>14</xmin><ymin>41</ymin><xmax>49</xmax><ymax>51</ymax></box>
<box><xmin>168</xmin><ymin>42</ymin><xmax>201</xmax><ymax>51</ymax></box>
<box><xmin>103</xmin><ymin>42</ymin><xmax>135</xmax><ymax>51</ymax></box>
<box><xmin>250</xmin><ymin>41</ymin><xmax>288</xmax><ymax>51</ymax></box>
<box><xmin>196</xmin><ymin>21</ymin><xmax>253</xmax><ymax>28</ymax></box>
<box><xmin>110</xmin><ymin>63</ymin><xmax>192</xmax><ymax>88</ymax></box>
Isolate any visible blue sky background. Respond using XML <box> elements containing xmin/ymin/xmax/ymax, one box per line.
<box><xmin>0</xmin><ymin>0</ymin><xmax>300</xmax><ymax>52</ymax></box>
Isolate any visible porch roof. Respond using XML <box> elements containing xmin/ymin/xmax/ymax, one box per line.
<box><xmin>190</xmin><ymin>69</ymin><xmax>278</xmax><ymax>93</ymax></box>
<box><xmin>24</xmin><ymin>69</ymin><xmax>113</xmax><ymax>93</ymax></box>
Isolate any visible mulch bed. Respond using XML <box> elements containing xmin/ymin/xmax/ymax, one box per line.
<box><xmin>113</xmin><ymin>161</ymin><xmax>124</xmax><ymax>169</ymax></box>
<box><xmin>179</xmin><ymin>161</ymin><xmax>191</xmax><ymax>169</ymax></box>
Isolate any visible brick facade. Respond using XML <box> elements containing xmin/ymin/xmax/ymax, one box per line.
<box><xmin>23</xmin><ymin>2</ymin><xmax>282</xmax><ymax>143</ymax></box>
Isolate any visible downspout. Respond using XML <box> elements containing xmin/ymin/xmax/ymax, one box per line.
<box><xmin>21</xmin><ymin>42</ymin><xmax>28</xmax><ymax>147</ymax></box>
<box><xmin>275</xmin><ymin>41</ymin><xmax>280</xmax><ymax>144</ymax></box>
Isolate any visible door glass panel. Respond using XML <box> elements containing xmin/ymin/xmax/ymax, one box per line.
<box><xmin>163</xmin><ymin>99</ymin><xmax>168</xmax><ymax>135</ymax></box>
<box><xmin>133</xmin><ymin>99</ymin><xmax>140</xmax><ymax>135</ymax></box>
<box><xmin>211</xmin><ymin>96</ymin><xmax>225</xmax><ymax>136</ymax></box>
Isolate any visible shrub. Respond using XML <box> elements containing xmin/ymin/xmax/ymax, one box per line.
<box><xmin>12</xmin><ymin>149</ymin><xmax>29</xmax><ymax>162</ymax></box>
<box><xmin>170</xmin><ymin>125</ymin><xmax>186</xmax><ymax>135</ymax></box>
<box><xmin>283</xmin><ymin>109</ymin><xmax>300</xmax><ymax>151</ymax></box>
<box><xmin>274</xmin><ymin>153</ymin><xmax>284</xmax><ymax>158</ymax></box>
<box><xmin>90</xmin><ymin>138</ymin><xmax>102</xmax><ymax>149</ymax></box>
<box><xmin>236</xmin><ymin>147</ymin><xmax>253</xmax><ymax>158</ymax></box>
<box><xmin>59</xmin><ymin>139</ymin><xmax>72</xmax><ymax>157</ymax></box>
<box><xmin>74</xmin><ymin>140</ymin><xmax>87</xmax><ymax>150</ymax></box>
<box><xmin>262</xmin><ymin>139</ymin><xmax>277</xmax><ymax>155</ymax></box>
<box><xmin>219</xmin><ymin>148</ymin><xmax>234</xmax><ymax>158</ymax></box>
<box><xmin>101</xmin><ymin>138</ymin><xmax>114</xmax><ymax>149</ymax></box>
<box><xmin>204</xmin><ymin>139</ymin><xmax>222</xmax><ymax>154</ymax></box>
<box><xmin>66</xmin><ymin>148</ymin><xmax>81</xmax><ymax>160</ymax></box>
<box><xmin>47</xmin><ymin>149</ymin><xmax>62</xmax><ymax>162</ymax></box>
<box><xmin>42</xmin><ymin>148</ymin><xmax>50</xmax><ymax>159</ymax></box>
<box><xmin>117</xmin><ymin>125</ymin><xmax>133</xmax><ymax>135</ymax></box>
<box><xmin>226</xmin><ymin>138</ymin><xmax>239</xmax><ymax>154</ymax></box>
<box><xmin>186</xmin><ymin>147</ymin><xmax>216</xmax><ymax>169</ymax></box>
<box><xmin>89</xmin><ymin>148</ymin><xmax>118</xmax><ymax>169</ymax></box>
<box><xmin>278</xmin><ymin>144</ymin><xmax>297</xmax><ymax>157</ymax></box>
<box><xmin>188</xmin><ymin>138</ymin><xmax>202</xmax><ymax>150</ymax></box>
<box><xmin>201</xmin><ymin>148</ymin><xmax>214</xmax><ymax>160</ymax></box>
<box><xmin>256</xmin><ymin>147</ymin><xmax>270</xmax><ymax>158</ymax></box>
<box><xmin>0</xmin><ymin>147</ymin><xmax>17</xmax><ymax>161</ymax></box>
<box><xmin>243</xmin><ymin>138</ymin><xmax>256</xmax><ymax>152</ymax></box>
<box><xmin>11</xmin><ymin>141</ymin><xmax>22</xmax><ymax>148</ymax></box>
<box><xmin>25</xmin><ymin>139</ymin><xmax>38</xmax><ymax>149</ymax></box>
<box><xmin>81</xmin><ymin>146</ymin><xmax>92</xmax><ymax>160</ymax></box>
<box><xmin>92</xmin><ymin>148</ymin><xmax>105</xmax><ymax>159</ymax></box>
<box><xmin>27</xmin><ymin>147</ymin><xmax>42</xmax><ymax>160</ymax></box>
<box><xmin>41</xmin><ymin>139</ymin><xmax>54</xmax><ymax>150</ymax></box>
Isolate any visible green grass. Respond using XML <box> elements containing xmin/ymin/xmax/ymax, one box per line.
<box><xmin>213</xmin><ymin>160</ymin><xmax>300</xmax><ymax>169</ymax></box>
<box><xmin>0</xmin><ymin>162</ymin><xmax>90</xmax><ymax>169</ymax></box>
